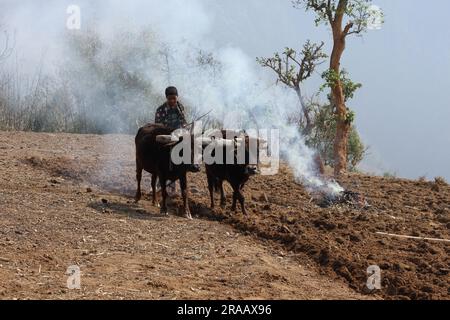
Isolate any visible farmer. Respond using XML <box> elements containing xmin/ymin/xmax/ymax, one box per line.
<box><xmin>155</xmin><ymin>86</ymin><xmax>188</xmax><ymax>195</ymax></box>
<box><xmin>155</xmin><ymin>86</ymin><xmax>187</xmax><ymax>129</ymax></box>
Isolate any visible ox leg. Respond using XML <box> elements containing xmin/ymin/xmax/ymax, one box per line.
<box><xmin>231</xmin><ymin>191</ymin><xmax>237</xmax><ymax>212</ymax></box>
<box><xmin>151</xmin><ymin>174</ymin><xmax>159</xmax><ymax>207</ymax></box>
<box><xmin>219</xmin><ymin>181</ymin><xmax>226</xmax><ymax>208</ymax></box>
<box><xmin>231</xmin><ymin>184</ymin><xmax>246</xmax><ymax>214</ymax></box>
<box><xmin>135</xmin><ymin>162</ymin><xmax>143</xmax><ymax>203</ymax></box>
<box><xmin>237</xmin><ymin>189</ymin><xmax>247</xmax><ymax>215</ymax></box>
<box><xmin>231</xmin><ymin>190</ymin><xmax>246</xmax><ymax>215</ymax></box>
<box><xmin>207</xmin><ymin>175</ymin><xmax>215</xmax><ymax>209</ymax></box>
<box><xmin>180</xmin><ymin>175</ymin><xmax>192</xmax><ymax>220</ymax></box>
<box><xmin>160</xmin><ymin>178</ymin><xmax>169</xmax><ymax>216</ymax></box>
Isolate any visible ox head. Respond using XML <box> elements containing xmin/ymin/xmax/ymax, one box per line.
<box><xmin>202</xmin><ymin>129</ymin><xmax>266</xmax><ymax>173</ymax></box>
<box><xmin>155</xmin><ymin>129</ymin><xmax>210</xmax><ymax>173</ymax></box>
<box><xmin>238</xmin><ymin>135</ymin><xmax>267</xmax><ymax>175</ymax></box>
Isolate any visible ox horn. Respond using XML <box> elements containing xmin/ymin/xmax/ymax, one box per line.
<box><xmin>223</xmin><ymin>129</ymin><xmax>245</xmax><ymax>138</ymax></box>
<box><xmin>203</xmin><ymin>128</ymin><xmax>222</xmax><ymax>138</ymax></box>
<box><xmin>156</xmin><ymin>135</ymin><xmax>180</xmax><ymax>145</ymax></box>
<box><xmin>247</xmin><ymin>136</ymin><xmax>267</xmax><ymax>145</ymax></box>
<box><xmin>234</xmin><ymin>137</ymin><xmax>244</xmax><ymax>148</ymax></box>
<box><xmin>196</xmin><ymin>137</ymin><xmax>214</xmax><ymax>147</ymax></box>
<box><xmin>213</xmin><ymin>139</ymin><xmax>235</xmax><ymax>148</ymax></box>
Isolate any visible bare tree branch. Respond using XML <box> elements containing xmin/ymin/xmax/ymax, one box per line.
<box><xmin>0</xmin><ymin>29</ymin><xmax>15</xmax><ymax>61</ymax></box>
<box><xmin>258</xmin><ymin>41</ymin><xmax>327</xmax><ymax>133</ymax></box>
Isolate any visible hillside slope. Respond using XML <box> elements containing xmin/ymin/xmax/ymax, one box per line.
<box><xmin>1</xmin><ymin>131</ymin><xmax>448</xmax><ymax>300</ymax></box>
<box><xmin>0</xmin><ymin>131</ymin><xmax>366</xmax><ymax>300</ymax></box>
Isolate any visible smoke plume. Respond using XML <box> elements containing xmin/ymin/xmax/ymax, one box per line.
<box><xmin>1</xmin><ymin>0</ymin><xmax>343</xmax><ymax>195</ymax></box>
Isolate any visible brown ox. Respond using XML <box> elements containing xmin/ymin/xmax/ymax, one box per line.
<box><xmin>135</xmin><ymin>124</ymin><xmax>202</xmax><ymax>219</ymax></box>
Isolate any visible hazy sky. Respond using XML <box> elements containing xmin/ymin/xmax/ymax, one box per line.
<box><xmin>2</xmin><ymin>0</ymin><xmax>449</xmax><ymax>180</ymax></box>
<box><xmin>202</xmin><ymin>0</ymin><xmax>450</xmax><ymax>180</ymax></box>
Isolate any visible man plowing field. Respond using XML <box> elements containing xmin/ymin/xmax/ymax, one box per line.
<box><xmin>155</xmin><ymin>86</ymin><xmax>187</xmax><ymax>130</ymax></box>
<box><xmin>154</xmin><ymin>86</ymin><xmax>188</xmax><ymax>195</ymax></box>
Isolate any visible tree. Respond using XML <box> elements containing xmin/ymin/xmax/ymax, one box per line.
<box><xmin>293</xmin><ymin>0</ymin><xmax>383</xmax><ymax>176</ymax></box>
<box><xmin>301</xmin><ymin>95</ymin><xmax>367</xmax><ymax>170</ymax></box>
<box><xmin>0</xmin><ymin>27</ymin><xmax>14</xmax><ymax>61</ymax></box>
<box><xmin>159</xmin><ymin>43</ymin><xmax>173</xmax><ymax>85</ymax></box>
<box><xmin>257</xmin><ymin>41</ymin><xmax>327</xmax><ymax>134</ymax></box>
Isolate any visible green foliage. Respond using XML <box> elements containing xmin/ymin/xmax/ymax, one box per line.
<box><xmin>292</xmin><ymin>0</ymin><xmax>384</xmax><ymax>35</ymax></box>
<box><xmin>344</xmin><ymin>109</ymin><xmax>355</xmax><ymax>124</ymax></box>
<box><xmin>287</xmin><ymin>0</ymin><xmax>379</xmax><ymax>171</ymax></box>
<box><xmin>291</xmin><ymin>100</ymin><xmax>367</xmax><ymax>170</ymax></box>
<box><xmin>320</xmin><ymin>68</ymin><xmax>361</xmax><ymax>125</ymax></box>
<box><xmin>321</xmin><ymin>68</ymin><xmax>340</xmax><ymax>90</ymax></box>
<box><xmin>347</xmin><ymin>123</ymin><xmax>366</xmax><ymax>168</ymax></box>
<box><xmin>321</xmin><ymin>69</ymin><xmax>362</xmax><ymax>102</ymax></box>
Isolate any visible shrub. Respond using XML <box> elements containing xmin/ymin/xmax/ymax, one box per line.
<box><xmin>292</xmin><ymin>100</ymin><xmax>367</xmax><ymax>170</ymax></box>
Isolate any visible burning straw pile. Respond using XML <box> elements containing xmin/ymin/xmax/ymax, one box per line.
<box><xmin>315</xmin><ymin>190</ymin><xmax>370</xmax><ymax>209</ymax></box>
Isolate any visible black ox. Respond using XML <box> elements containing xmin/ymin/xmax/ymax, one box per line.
<box><xmin>203</xmin><ymin>130</ymin><xmax>265</xmax><ymax>215</ymax></box>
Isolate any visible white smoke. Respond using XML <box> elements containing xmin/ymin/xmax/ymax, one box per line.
<box><xmin>1</xmin><ymin>0</ymin><xmax>344</xmax><ymax>195</ymax></box>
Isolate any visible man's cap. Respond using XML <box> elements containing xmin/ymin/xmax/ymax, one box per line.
<box><xmin>165</xmin><ymin>86</ymin><xmax>178</xmax><ymax>97</ymax></box>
